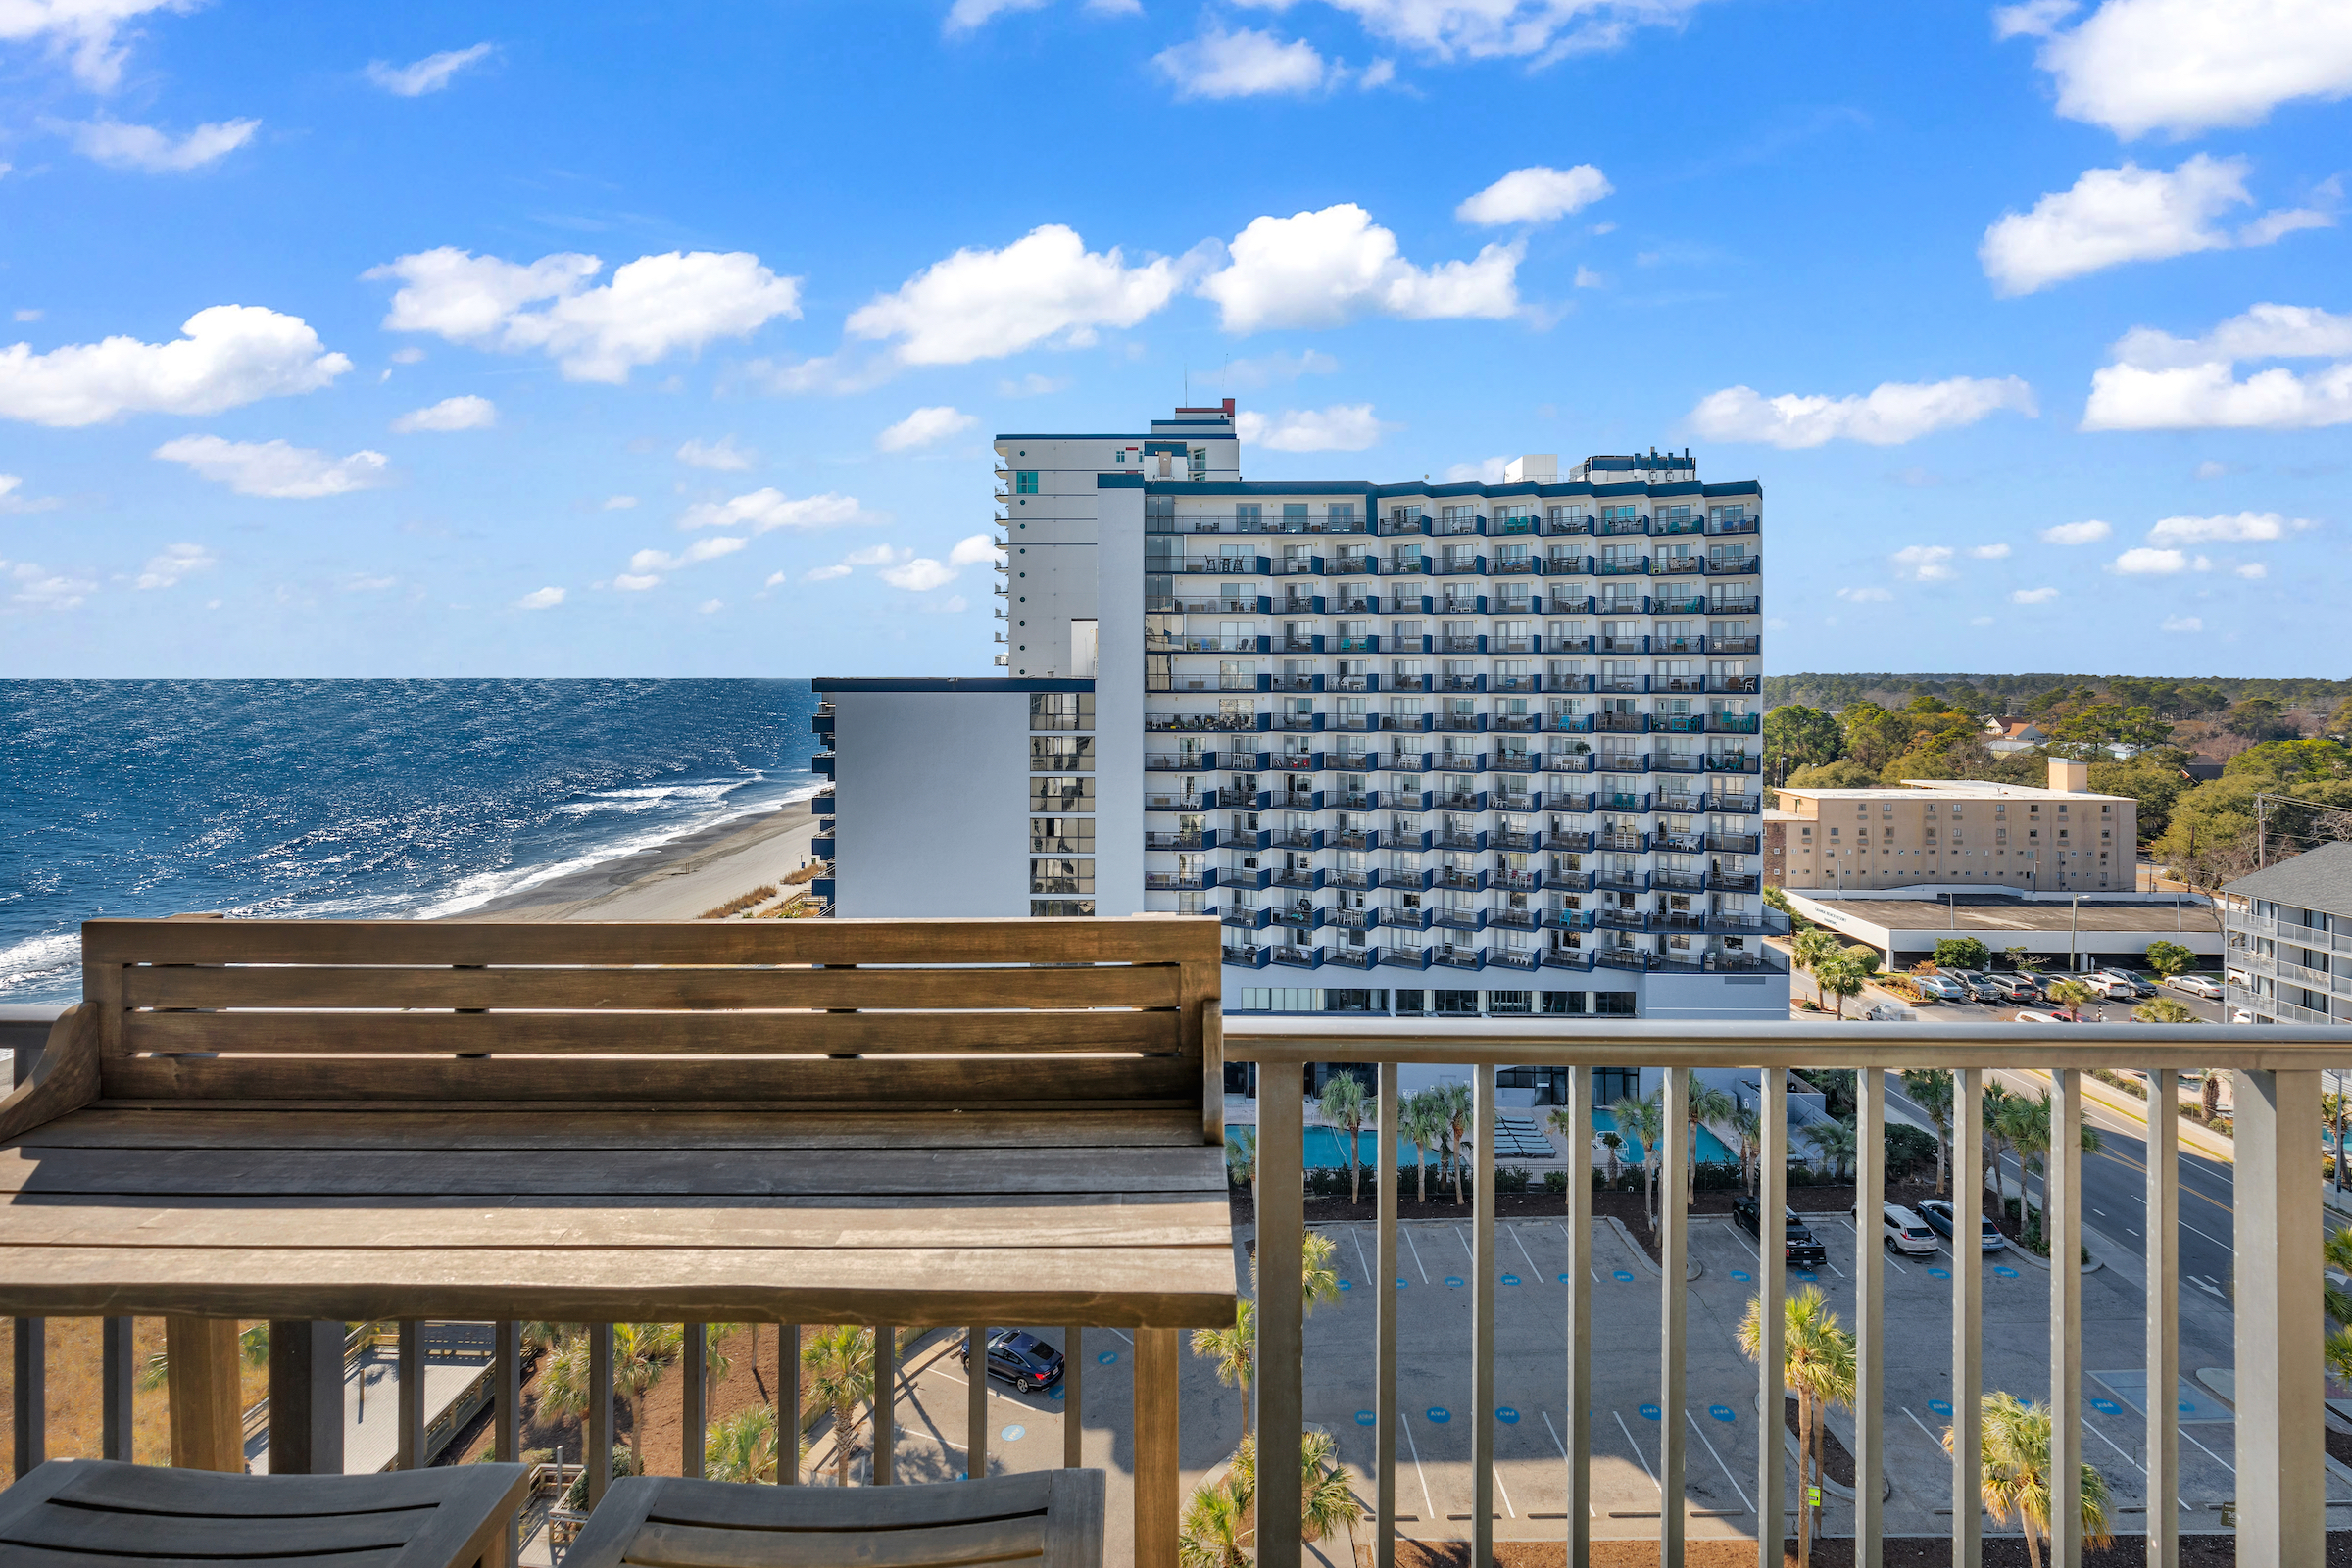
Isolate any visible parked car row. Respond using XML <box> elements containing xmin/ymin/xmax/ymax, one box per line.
<box><xmin>1734</xmin><ymin>1193</ymin><xmax>2010</xmax><ymax>1261</ymax></box>
<box><xmin>1918</xmin><ymin>966</ymin><xmax>2217</xmax><ymax>1006</ymax></box>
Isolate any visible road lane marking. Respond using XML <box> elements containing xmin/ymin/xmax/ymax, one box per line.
<box><xmin>2180</xmin><ymin>1219</ymin><xmax>2233</xmax><ymax>1253</ymax></box>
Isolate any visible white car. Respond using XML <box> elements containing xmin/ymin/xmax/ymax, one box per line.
<box><xmin>1852</xmin><ymin>1200</ymin><xmax>1941</xmax><ymax>1256</ymax></box>
<box><xmin>2013</xmin><ymin>1010</ymin><xmax>2077</xmax><ymax>1025</ymax></box>
<box><xmin>1864</xmin><ymin>1002</ymin><xmax>1916</xmax><ymax>1022</ymax></box>
<box><xmin>2170</xmin><ymin>974</ymin><xmax>2224</xmax><ymax>1000</ymax></box>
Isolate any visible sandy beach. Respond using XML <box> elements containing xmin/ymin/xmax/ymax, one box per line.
<box><xmin>453</xmin><ymin>799</ymin><xmax>820</xmax><ymax>922</ymax></box>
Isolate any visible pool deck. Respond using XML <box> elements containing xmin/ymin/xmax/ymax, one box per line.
<box><xmin>1228</xmin><ymin>1094</ymin><xmax>1742</xmax><ymax>1172</ymax></box>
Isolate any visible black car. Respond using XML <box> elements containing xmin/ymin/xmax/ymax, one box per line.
<box><xmin>1732</xmin><ymin>1193</ymin><xmax>1830</xmax><ymax>1267</ymax></box>
<box><xmin>960</xmin><ymin>1329</ymin><xmax>1065</xmax><ymax>1393</ymax></box>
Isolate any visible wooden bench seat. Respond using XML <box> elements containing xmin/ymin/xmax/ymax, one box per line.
<box><xmin>0</xmin><ymin>1458</ymin><xmax>531</xmax><ymax>1568</ymax></box>
<box><xmin>561</xmin><ymin>1469</ymin><xmax>1104</xmax><ymax>1568</ymax></box>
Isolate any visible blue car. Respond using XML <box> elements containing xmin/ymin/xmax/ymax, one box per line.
<box><xmin>1916</xmin><ymin>1198</ymin><xmax>2005</xmax><ymax>1252</ymax></box>
<box><xmin>961</xmin><ymin>1329</ymin><xmax>1065</xmax><ymax>1393</ymax></box>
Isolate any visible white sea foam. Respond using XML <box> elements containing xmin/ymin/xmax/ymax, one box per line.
<box><xmin>0</xmin><ymin>930</ymin><xmax>80</xmax><ymax>992</ymax></box>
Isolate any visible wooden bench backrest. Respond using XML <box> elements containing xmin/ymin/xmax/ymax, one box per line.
<box><xmin>81</xmin><ymin>916</ymin><xmax>1221</xmax><ymax>1134</ymax></box>
<box><xmin>563</xmin><ymin>1468</ymin><xmax>1103</xmax><ymax>1568</ymax></box>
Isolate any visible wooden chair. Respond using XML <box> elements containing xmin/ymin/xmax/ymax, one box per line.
<box><xmin>560</xmin><ymin>1469</ymin><xmax>1104</xmax><ymax>1568</ymax></box>
<box><xmin>0</xmin><ymin>1457</ymin><xmax>530</xmax><ymax>1568</ymax></box>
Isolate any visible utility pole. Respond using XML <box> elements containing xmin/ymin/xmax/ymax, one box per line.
<box><xmin>2258</xmin><ymin>794</ymin><xmax>2268</xmax><ymax>868</ymax></box>
<box><xmin>2070</xmin><ymin>894</ymin><xmax>2081</xmax><ymax>972</ymax></box>
<box><xmin>1948</xmin><ymin>892</ymin><xmax>1957</xmax><ymax>931</ymax></box>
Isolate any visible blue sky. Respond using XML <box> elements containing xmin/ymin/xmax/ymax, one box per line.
<box><xmin>1</xmin><ymin>0</ymin><xmax>2347</xmax><ymax>678</ymax></box>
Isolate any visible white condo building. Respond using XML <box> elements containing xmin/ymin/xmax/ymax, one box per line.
<box><xmin>811</xmin><ymin>400</ymin><xmax>1789</xmax><ymax>1056</ymax></box>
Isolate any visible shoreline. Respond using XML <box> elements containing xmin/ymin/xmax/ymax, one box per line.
<box><xmin>451</xmin><ymin>800</ymin><xmax>819</xmax><ymax>922</ymax></box>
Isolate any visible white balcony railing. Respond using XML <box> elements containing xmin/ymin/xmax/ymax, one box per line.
<box><xmin>1222</xmin><ymin>1018</ymin><xmax>2349</xmax><ymax>1568</ymax></box>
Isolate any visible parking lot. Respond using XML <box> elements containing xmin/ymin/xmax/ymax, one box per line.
<box><xmin>1810</xmin><ymin>968</ymin><xmax>2234</xmax><ymax>1027</ymax></box>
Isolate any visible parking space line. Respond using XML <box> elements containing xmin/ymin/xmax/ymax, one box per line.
<box><xmin>1349</xmin><ymin>1227</ymin><xmax>1372</xmax><ymax>1286</ymax></box>
<box><xmin>2180</xmin><ymin>1426</ymin><xmax>2236</xmax><ymax>1476</ymax></box>
<box><xmin>1398</xmin><ymin>1409</ymin><xmax>1438</xmax><ymax>1523</ymax></box>
<box><xmin>1613</xmin><ymin>1410</ymin><xmax>1660</xmax><ymax>1495</ymax></box>
<box><xmin>1102</xmin><ymin>1328</ymin><xmax>1134</xmax><ymax>1345</ymax></box>
<box><xmin>1511</xmin><ymin>1225</ymin><xmax>1544</xmax><ymax>1277</ymax></box>
<box><xmin>1685</xmin><ymin>1408</ymin><xmax>1753</xmax><ymax>1513</ymax></box>
<box><xmin>1456</xmin><ymin>1225</ymin><xmax>1474</xmax><ymax>1261</ymax></box>
<box><xmin>1540</xmin><ymin>1410</ymin><xmax>1597</xmax><ymax>1517</ymax></box>
<box><xmin>1494</xmin><ymin>1464</ymin><xmax>1516</xmax><ymax>1519</ymax></box>
<box><xmin>1404</xmin><ymin>1227</ymin><xmax>1432</xmax><ymax>1283</ymax></box>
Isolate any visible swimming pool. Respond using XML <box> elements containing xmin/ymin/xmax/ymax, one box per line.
<box><xmin>1592</xmin><ymin>1107</ymin><xmax>1735</xmax><ymax>1166</ymax></box>
<box><xmin>1249</xmin><ymin>1115</ymin><xmax>1736</xmax><ymax>1169</ymax></box>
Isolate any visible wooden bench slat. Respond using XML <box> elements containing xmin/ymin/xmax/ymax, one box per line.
<box><xmin>84</xmin><ymin>916</ymin><xmax>1218</xmax><ymax>968</ymax></box>
<box><xmin>124</xmin><ymin>961</ymin><xmax>1184</xmax><ymax>1013</ymax></box>
<box><xmin>122</xmin><ymin>1007</ymin><xmax>1184</xmax><ymax>1057</ymax></box>
<box><xmin>50</xmin><ymin>1455</ymin><xmax>523</xmax><ymax>1514</ymax></box>
<box><xmin>4</xmin><ymin>1501</ymin><xmax>425</xmax><ymax>1553</ymax></box>
<box><xmin>22</xmin><ymin>1107</ymin><xmax>1211</xmax><ymax>1151</ymax></box>
<box><xmin>632</xmin><ymin>1516</ymin><xmax>1046</xmax><ymax>1568</ymax></box>
<box><xmin>0</xmin><ymin>1195</ymin><xmax>1231</xmax><ymax>1252</ymax></box>
<box><xmin>640</xmin><ymin>1471</ymin><xmax>1057</xmax><ymax>1528</ymax></box>
<box><xmin>97</xmin><ymin>1054</ymin><xmax>1201</xmax><ymax>1105</ymax></box>
<box><xmin>0</xmin><ymin>1243</ymin><xmax>1242</xmax><ymax>1324</ymax></box>
<box><xmin>0</xmin><ymin>1547</ymin><xmax>404</xmax><ymax>1568</ymax></box>
<box><xmin>0</xmin><ymin>1144</ymin><xmax>1223</xmax><ymax>1199</ymax></box>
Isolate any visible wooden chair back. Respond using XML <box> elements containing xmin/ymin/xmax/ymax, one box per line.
<box><xmin>560</xmin><ymin>1469</ymin><xmax>1104</xmax><ymax>1568</ymax></box>
<box><xmin>76</xmin><ymin>916</ymin><xmax>1221</xmax><ymax>1136</ymax></box>
<box><xmin>0</xmin><ymin>1457</ymin><xmax>531</xmax><ymax>1568</ymax></box>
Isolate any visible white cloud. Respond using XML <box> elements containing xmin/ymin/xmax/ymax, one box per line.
<box><xmin>678</xmin><ymin>489</ymin><xmax>878</xmax><ymax>534</ymax></box>
<box><xmin>1687</xmin><ymin>375</ymin><xmax>2035</xmax><ymax>448</ymax></box>
<box><xmin>391</xmin><ymin>393</ymin><xmax>496</xmax><ymax>433</ymax></box>
<box><xmin>1834</xmin><ymin>586</ymin><xmax>1893</xmax><ymax>602</ymax></box>
<box><xmin>1236</xmin><ymin>402</ymin><xmax>1388</xmax><ymax>451</ymax></box>
<box><xmin>1233</xmin><ymin>0</ymin><xmax>1715</xmax><ymax>63</ymax></box>
<box><xmin>803</xmin><ymin>564</ymin><xmax>852</xmax><ymax>582</ymax></box>
<box><xmin>1223</xmin><ymin>350</ymin><xmax>1340</xmax><ymax>388</ymax></box>
<box><xmin>2193</xmin><ymin>460</ymin><xmax>2229</xmax><ymax>479</ymax></box>
<box><xmin>1358</xmin><ymin>57</ymin><xmax>1396</xmax><ymax>87</ymax></box>
<box><xmin>1968</xmin><ymin>543</ymin><xmax>2013</xmax><ymax>559</ymax></box>
<box><xmin>879</xmin><ymin>556</ymin><xmax>960</xmax><ymax>592</ymax></box>
<box><xmin>847</xmin><ymin>224</ymin><xmax>1183</xmax><ymax>366</ymax></box>
<box><xmin>368</xmin><ymin>247</ymin><xmax>803</xmax><ymax>383</ymax></box>
<box><xmin>1</xmin><ymin>0</ymin><xmax>193</xmax><ymax>89</ymax></box>
<box><xmin>613</xmin><ymin>573</ymin><xmax>661</xmax><ymax>591</ymax></box>
<box><xmin>153</xmin><ymin>435</ymin><xmax>390</xmax><ymax>498</ymax></box>
<box><xmin>602</xmin><ymin>494</ymin><xmax>638</xmax><ymax>510</ymax></box>
<box><xmin>842</xmin><ymin>544</ymin><xmax>906</xmax><ymax>568</ymax></box>
<box><xmin>365</xmin><ymin>43</ymin><xmax>494</xmax><ymax>96</ymax></box>
<box><xmin>0</xmin><ymin>305</ymin><xmax>349</xmax><ymax>426</ymax></box>
<box><xmin>1200</xmin><ymin>204</ymin><xmax>1521</xmax><ymax>332</ymax></box>
<box><xmin>676</xmin><ymin>435</ymin><xmax>754</xmax><ymax>470</ymax></box>
<box><xmin>998</xmin><ymin>372</ymin><xmax>1070</xmax><ymax>396</ymax></box>
<box><xmin>1889</xmin><ymin>544</ymin><xmax>1957</xmax><ymax>581</ymax></box>
<box><xmin>1992</xmin><ymin>0</ymin><xmax>2077</xmax><ymax>38</ymax></box>
<box><xmin>2039</xmin><ymin>518</ymin><xmax>2112</xmax><ymax>544</ymax></box>
<box><xmin>1979</xmin><ymin>157</ymin><xmax>2324</xmax><ymax>296</ymax></box>
<box><xmin>9</xmin><ymin>561</ymin><xmax>94</xmax><ymax>610</ymax></box>
<box><xmin>389</xmin><ymin>346</ymin><xmax>426</xmax><ymax>365</ymax></box>
<box><xmin>2235</xmin><ymin>562</ymin><xmax>2269</xmax><ymax>578</ymax></box>
<box><xmin>1455</xmin><ymin>164</ymin><xmax>1613</xmax><ymax>226</ymax></box>
<box><xmin>1446</xmin><ymin>456</ymin><xmax>1511</xmax><ymax>483</ymax></box>
<box><xmin>948</xmin><ymin>533</ymin><xmax>1002</xmax><ymax>567</ymax></box>
<box><xmin>2083</xmin><ymin>302</ymin><xmax>2352</xmax><ymax>430</ymax></box>
<box><xmin>514</xmin><ymin>585</ymin><xmax>564</xmax><ymax>610</ymax></box>
<box><xmin>2020</xmin><ymin>0</ymin><xmax>2352</xmax><ymax>138</ymax></box>
<box><xmin>2161</xmin><ymin>615</ymin><xmax>2204</xmax><ymax>634</ymax></box>
<box><xmin>2111</xmin><ymin>546</ymin><xmax>2196</xmax><ymax>574</ymax></box>
<box><xmin>1153</xmin><ymin>24</ymin><xmax>1332</xmax><ymax>98</ymax></box>
<box><xmin>64</xmin><ymin>117</ymin><xmax>260</xmax><ymax>172</ymax></box>
<box><xmin>697</xmin><ymin>599</ymin><xmax>723</xmax><ymax>615</ymax></box>
<box><xmin>1573</xmin><ymin>266</ymin><xmax>1604</xmax><ymax>288</ymax></box>
<box><xmin>2011</xmin><ymin>586</ymin><xmax>2061</xmax><ymax>604</ymax></box>
<box><xmin>133</xmin><ymin>541</ymin><xmax>214</xmax><ymax>590</ymax></box>
<box><xmin>10</xmin><ymin>310</ymin><xmax>36</xmax><ymax>322</ymax></box>
<box><xmin>627</xmin><ymin>537</ymin><xmax>748</xmax><ymax>574</ymax></box>
<box><xmin>943</xmin><ymin>0</ymin><xmax>1048</xmax><ymax>30</ymax></box>
<box><xmin>877</xmin><ymin>405</ymin><xmax>977</xmax><ymax>451</ymax></box>
<box><xmin>2146</xmin><ymin>510</ymin><xmax>2307</xmax><ymax>544</ymax></box>
<box><xmin>0</xmin><ymin>474</ymin><xmax>57</xmax><ymax>513</ymax></box>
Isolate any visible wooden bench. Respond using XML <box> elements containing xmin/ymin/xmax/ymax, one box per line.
<box><xmin>562</xmin><ymin>1469</ymin><xmax>1103</xmax><ymax>1568</ymax></box>
<box><xmin>0</xmin><ymin>916</ymin><xmax>1231</xmax><ymax>1564</ymax></box>
<box><xmin>0</xmin><ymin>1458</ymin><xmax>531</xmax><ymax>1568</ymax></box>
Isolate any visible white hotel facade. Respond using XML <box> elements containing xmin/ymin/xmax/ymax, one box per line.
<box><xmin>811</xmin><ymin>401</ymin><xmax>1788</xmax><ymax>1048</ymax></box>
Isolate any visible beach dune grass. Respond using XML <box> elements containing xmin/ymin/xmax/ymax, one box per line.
<box><xmin>0</xmin><ymin>1316</ymin><xmax>267</xmax><ymax>1469</ymax></box>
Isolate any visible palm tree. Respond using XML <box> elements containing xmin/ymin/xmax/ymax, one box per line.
<box><xmin>1791</xmin><ymin>927</ymin><xmax>1839</xmax><ymax>1005</ymax></box>
<box><xmin>1803</xmin><ymin>1117</ymin><xmax>1857</xmax><ymax>1182</ymax></box>
<box><xmin>1546</xmin><ymin>1103</ymin><xmax>1589</xmax><ymax>1209</ymax></box>
<box><xmin>1944</xmin><ymin>1392</ymin><xmax>2113</xmax><ymax>1567</ymax></box>
<box><xmin>1728</xmin><ymin>1101</ymin><xmax>1763</xmax><ymax>1196</ymax></box>
<box><xmin>1814</xmin><ymin>955</ymin><xmax>1867</xmax><ymax>1019</ymax></box>
<box><xmin>706</xmin><ymin>1405</ymin><xmax>780</xmax><ymax>1483</ymax></box>
<box><xmin>2045</xmin><ymin>978</ymin><xmax>2094</xmax><ymax>1021</ymax></box>
<box><xmin>801</xmin><ymin>1324</ymin><xmax>876</xmax><ymax>1486</ymax></box>
<box><xmin>1317</xmin><ymin>1072</ymin><xmax>1371</xmax><ymax>1205</ymax></box>
<box><xmin>1436</xmin><ymin>1081</ymin><xmax>1475</xmax><ymax>1204</ymax></box>
<box><xmin>1225</xmin><ymin>1128</ymin><xmax>1258</xmax><ymax>1202</ymax></box>
<box><xmin>1685</xmin><ymin>1081</ymin><xmax>1738</xmax><ymax>1206</ymax></box>
<box><xmin>611</xmin><ymin>1323</ymin><xmax>683</xmax><ymax>1472</ymax></box>
<box><xmin>1192</xmin><ymin>1299</ymin><xmax>1256</xmax><ymax>1433</ymax></box>
<box><xmin>1986</xmin><ymin>1083</ymin><xmax>2034</xmax><ymax>1214</ymax></box>
<box><xmin>2201</xmin><ymin>1070</ymin><xmax>2222</xmax><ymax>1122</ymax></box>
<box><xmin>1738</xmin><ymin>1286</ymin><xmax>1856</xmax><ymax>1568</ymax></box>
<box><xmin>1399</xmin><ymin>1094</ymin><xmax>1444</xmax><ymax>1203</ymax></box>
<box><xmin>1611</xmin><ymin>1089</ymin><xmax>1666</xmax><ymax>1230</ymax></box>
<box><xmin>2324</xmin><ymin>1226</ymin><xmax>2352</xmax><ymax>1383</ymax></box>
<box><xmin>1224</xmin><ymin>1429</ymin><xmax>1365</xmax><ymax>1547</ymax></box>
<box><xmin>1896</xmin><ymin>1069</ymin><xmax>1953</xmax><ymax>1194</ymax></box>
<box><xmin>2133</xmin><ymin>997</ymin><xmax>2196</xmax><ymax>1023</ymax></box>
<box><xmin>1598</xmin><ymin>1130</ymin><xmax>1622</xmax><ymax>1186</ymax></box>
<box><xmin>1178</xmin><ymin>1479</ymin><xmax>1250</xmax><ymax>1568</ymax></box>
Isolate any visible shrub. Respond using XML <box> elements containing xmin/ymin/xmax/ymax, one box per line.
<box><xmin>1884</xmin><ymin>1123</ymin><xmax>1938</xmax><ymax>1176</ymax></box>
<box><xmin>1544</xmin><ymin>1169</ymin><xmax>1570</xmax><ymax>1195</ymax></box>
<box><xmin>1495</xmin><ymin>1165</ymin><xmax>1531</xmax><ymax>1193</ymax></box>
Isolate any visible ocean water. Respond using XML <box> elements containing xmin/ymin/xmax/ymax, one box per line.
<box><xmin>0</xmin><ymin>679</ymin><xmax>820</xmax><ymax>1004</ymax></box>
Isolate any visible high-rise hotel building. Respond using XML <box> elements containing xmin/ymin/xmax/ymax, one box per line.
<box><xmin>811</xmin><ymin>401</ymin><xmax>1788</xmax><ymax>1026</ymax></box>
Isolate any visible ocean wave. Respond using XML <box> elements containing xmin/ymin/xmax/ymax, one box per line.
<box><xmin>0</xmin><ymin>930</ymin><xmax>80</xmax><ymax>991</ymax></box>
<box><xmin>552</xmin><ymin>778</ymin><xmax>754</xmax><ymax>817</ymax></box>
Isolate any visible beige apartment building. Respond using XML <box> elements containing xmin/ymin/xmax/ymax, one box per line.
<box><xmin>1768</xmin><ymin>759</ymin><xmax>2135</xmax><ymax>894</ymax></box>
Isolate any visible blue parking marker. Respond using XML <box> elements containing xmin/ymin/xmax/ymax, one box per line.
<box><xmin>1638</xmin><ymin>1403</ymin><xmax>1661</xmax><ymax>1421</ymax></box>
<box><xmin>1501</xmin><ymin>1273</ymin><xmax>1521</xmax><ymax>1286</ymax></box>
<box><xmin>1929</xmin><ymin>1400</ymin><xmax>1953</xmax><ymax>1418</ymax></box>
<box><xmin>1994</xmin><ymin>1265</ymin><xmax>2020</xmax><ymax>1278</ymax></box>
<box><xmin>1496</xmin><ymin>1407</ymin><xmax>1520</xmax><ymax>1424</ymax></box>
<box><xmin>1002</xmin><ymin>1425</ymin><xmax>1026</xmax><ymax>1442</ymax></box>
<box><xmin>1730</xmin><ymin>1269</ymin><xmax>1751</xmax><ymax>1282</ymax></box>
<box><xmin>1051</xmin><ymin>1386</ymin><xmax>1065</xmax><ymax>1401</ymax></box>
<box><xmin>1396</xmin><ymin>1277</ymin><xmax>1409</xmax><ymax>1288</ymax></box>
<box><xmin>1929</xmin><ymin>1268</ymin><xmax>1952</xmax><ymax>1280</ymax></box>
<box><xmin>1098</xmin><ymin>1351</ymin><xmax>1118</xmax><ymax>1365</ymax></box>
<box><xmin>1445</xmin><ymin>1275</ymin><xmax>1466</xmax><ymax>1288</ymax></box>
<box><xmin>2090</xmin><ymin>1398</ymin><xmax>2122</xmax><ymax>1415</ymax></box>
<box><xmin>1426</xmin><ymin>1407</ymin><xmax>1451</xmax><ymax>1424</ymax></box>
<box><xmin>1338</xmin><ymin>1280</ymin><xmax>1352</xmax><ymax>1291</ymax></box>
<box><xmin>1355</xmin><ymin>1411</ymin><xmax>1377</xmax><ymax>1427</ymax></box>
<box><xmin>1709</xmin><ymin>1405</ymin><xmax>1737</xmax><ymax>1423</ymax></box>
<box><xmin>1557</xmin><ymin>1272</ymin><xmax>1574</xmax><ymax>1283</ymax></box>
<box><xmin>1613</xmin><ymin>1269</ymin><xmax>1635</xmax><ymax>1282</ymax></box>
<box><xmin>1795</xmin><ymin>1270</ymin><xmax>1818</xmax><ymax>1282</ymax></box>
